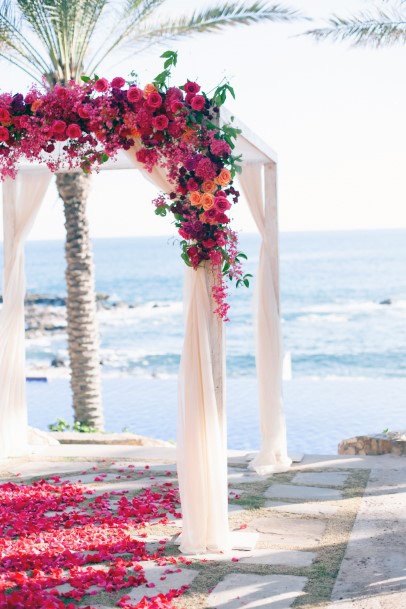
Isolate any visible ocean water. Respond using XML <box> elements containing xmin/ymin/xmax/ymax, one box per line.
<box><xmin>10</xmin><ymin>229</ymin><xmax>406</xmax><ymax>380</ymax></box>
<box><xmin>1</xmin><ymin>229</ymin><xmax>406</xmax><ymax>453</ymax></box>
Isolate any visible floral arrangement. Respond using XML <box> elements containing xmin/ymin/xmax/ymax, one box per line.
<box><xmin>0</xmin><ymin>51</ymin><xmax>251</xmax><ymax>319</ymax></box>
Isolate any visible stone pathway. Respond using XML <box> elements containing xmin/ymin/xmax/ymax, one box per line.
<box><xmin>1</xmin><ymin>447</ymin><xmax>405</xmax><ymax>608</ymax></box>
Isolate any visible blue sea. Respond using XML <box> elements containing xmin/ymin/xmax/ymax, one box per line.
<box><xmin>2</xmin><ymin>229</ymin><xmax>406</xmax><ymax>453</ymax></box>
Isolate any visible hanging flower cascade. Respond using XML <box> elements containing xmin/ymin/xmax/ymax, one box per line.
<box><xmin>0</xmin><ymin>51</ymin><xmax>252</xmax><ymax>319</ymax></box>
<box><xmin>0</xmin><ymin>466</ymin><xmax>191</xmax><ymax>609</ymax></box>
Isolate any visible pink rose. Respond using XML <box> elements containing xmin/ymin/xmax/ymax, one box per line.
<box><xmin>111</xmin><ymin>77</ymin><xmax>126</xmax><ymax>88</ymax></box>
<box><xmin>170</xmin><ymin>100</ymin><xmax>183</xmax><ymax>113</ymax></box>
<box><xmin>127</xmin><ymin>86</ymin><xmax>143</xmax><ymax>103</ymax></box>
<box><xmin>94</xmin><ymin>78</ymin><xmax>109</xmax><ymax>92</ymax></box>
<box><xmin>77</xmin><ymin>104</ymin><xmax>91</xmax><ymax>119</ymax></box>
<box><xmin>146</xmin><ymin>91</ymin><xmax>163</xmax><ymax>109</ymax></box>
<box><xmin>184</xmin><ymin>81</ymin><xmax>200</xmax><ymax>95</ymax></box>
<box><xmin>0</xmin><ymin>126</ymin><xmax>9</xmax><ymax>141</ymax></box>
<box><xmin>66</xmin><ymin>123</ymin><xmax>82</xmax><ymax>139</ymax></box>
<box><xmin>19</xmin><ymin>115</ymin><xmax>30</xmax><ymax>129</ymax></box>
<box><xmin>0</xmin><ymin>108</ymin><xmax>10</xmax><ymax>123</ymax></box>
<box><xmin>152</xmin><ymin>114</ymin><xmax>169</xmax><ymax>131</ymax></box>
<box><xmin>24</xmin><ymin>93</ymin><xmax>36</xmax><ymax>104</ymax></box>
<box><xmin>215</xmin><ymin>196</ymin><xmax>232</xmax><ymax>212</ymax></box>
<box><xmin>190</xmin><ymin>95</ymin><xmax>205</xmax><ymax>111</ymax></box>
<box><xmin>205</xmin><ymin>208</ymin><xmax>218</xmax><ymax>221</ymax></box>
<box><xmin>52</xmin><ymin>120</ymin><xmax>67</xmax><ymax>135</ymax></box>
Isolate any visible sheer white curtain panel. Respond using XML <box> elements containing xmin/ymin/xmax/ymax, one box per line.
<box><xmin>0</xmin><ymin>170</ymin><xmax>52</xmax><ymax>457</ymax></box>
<box><xmin>125</xmin><ymin>147</ymin><xmax>229</xmax><ymax>553</ymax></box>
<box><xmin>239</xmin><ymin>162</ymin><xmax>291</xmax><ymax>474</ymax></box>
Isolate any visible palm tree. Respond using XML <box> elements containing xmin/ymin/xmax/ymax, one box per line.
<box><xmin>306</xmin><ymin>0</ymin><xmax>406</xmax><ymax>47</ymax></box>
<box><xmin>0</xmin><ymin>0</ymin><xmax>300</xmax><ymax>429</ymax></box>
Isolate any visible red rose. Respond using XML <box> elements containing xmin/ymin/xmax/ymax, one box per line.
<box><xmin>205</xmin><ymin>208</ymin><xmax>218</xmax><ymax>220</ymax></box>
<box><xmin>52</xmin><ymin>120</ymin><xmax>66</xmax><ymax>135</ymax></box>
<box><xmin>66</xmin><ymin>123</ymin><xmax>82</xmax><ymax>139</ymax></box>
<box><xmin>94</xmin><ymin>78</ymin><xmax>109</xmax><ymax>92</ymax></box>
<box><xmin>111</xmin><ymin>77</ymin><xmax>126</xmax><ymax>88</ymax></box>
<box><xmin>127</xmin><ymin>86</ymin><xmax>143</xmax><ymax>103</ymax></box>
<box><xmin>0</xmin><ymin>126</ymin><xmax>9</xmax><ymax>141</ymax></box>
<box><xmin>184</xmin><ymin>81</ymin><xmax>200</xmax><ymax>95</ymax></box>
<box><xmin>0</xmin><ymin>108</ymin><xmax>10</xmax><ymax>123</ymax></box>
<box><xmin>146</xmin><ymin>91</ymin><xmax>162</xmax><ymax>109</ymax></box>
<box><xmin>152</xmin><ymin>114</ymin><xmax>169</xmax><ymax>131</ymax></box>
<box><xmin>191</xmin><ymin>95</ymin><xmax>205</xmax><ymax>111</ymax></box>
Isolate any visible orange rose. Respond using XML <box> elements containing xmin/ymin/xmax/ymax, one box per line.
<box><xmin>202</xmin><ymin>180</ymin><xmax>217</xmax><ymax>194</ymax></box>
<box><xmin>216</xmin><ymin>168</ymin><xmax>231</xmax><ymax>186</ymax></box>
<box><xmin>143</xmin><ymin>83</ymin><xmax>157</xmax><ymax>97</ymax></box>
<box><xmin>182</xmin><ymin>127</ymin><xmax>197</xmax><ymax>143</ymax></box>
<box><xmin>31</xmin><ymin>99</ymin><xmax>43</xmax><ymax>113</ymax></box>
<box><xmin>189</xmin><ymin>191</ymin><xmax>202</xmax><ymax>206</ymax></box>
<box><xmin>201</xmin><ymin>193</ymin><xmax>214</xmax><ymax>210</ymax></box>
<box><xmin>130</xmin><ymin>128</ymin><xmax>141</xmax><ymax>138</ymax></box>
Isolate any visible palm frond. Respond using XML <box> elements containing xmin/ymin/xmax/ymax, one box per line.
<box><xmin>306</xmin><ymin>3</ymin><xmax>406</xmax><ymax>48</ymax></box>
<box><xmin>139</xmin><ymin>2</ymin><xmax>303</xmax><ymax>39</ymax></box>
<box><xmin>86</xmin><ymin>0</ymin><xmax>166</xmax><ymax>73</ymax></box>
<box><xmin>15</xmin><ymin>0</ymin><xmax>109</xmax><ymax>83</ymax></box>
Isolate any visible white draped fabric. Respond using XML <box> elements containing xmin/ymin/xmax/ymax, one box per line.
<box><xmin>239</xmin><ymin>163</ymin><xmax>291</xmax><ymax>474</ymax></box>
<box><xmin>125</xmin><ymin>148</ymin><xmax>229</xmax><ymax>553</ymax></box>
<box><xmin>0</xmin><ymin>170</ymin><xmax>52</xmax><ymax>458</ymax></box>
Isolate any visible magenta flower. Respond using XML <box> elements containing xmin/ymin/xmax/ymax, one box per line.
<box><xmin>127</xmin><ymin>86</ymin><xmax>143</xmax><ymax>103</ymax></box>
<box><xmin>66</xmin><ymin>123</ymin><xmax>82</xmax><ymax>139</ymax></box>
<box><xmin>152</xmin><ymin>114</ymin><xmax>169</xmax><ymax>131</ymax></box>
<box><xmin>184</xmin><ymin>81</ymin><xmax>200</xmax><ymax>95</ymax></box>
<box><xmin>111</xmin><ymin>77</ymin><xmax>126</xmax><ymax>88</ymax></box>
<box><xmin>190</xmin><ymin>95</ymin><xmax>205</xmax><ymax>111</ymax></box>
<box><xmin>146</xmin><ymin>91</ymin><xmax>163</xmax><ymax>109</ymax></box>
<box><xmin>195</xmin><ymin>157</ymin><xmax>217</xmax><ymax>180</ymax></box>
<box><xmin>52</xmin><ymin>120</ymin><xmax>67</xmax><ymax>135</ymax></box>
<box><xmin>94</xmin><ymin>78</ymin><xmax>109</xmax><ymax>92</ymax></box>
<box><xmin>0</xmin><ymin>126</ymin><xmax>9</xmax><ymax>141</ymax></box>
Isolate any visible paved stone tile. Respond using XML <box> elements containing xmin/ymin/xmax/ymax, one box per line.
<box><xmin>265</xmin><ymin>500</ymin><xmax>339</xmax><ymax>516</ymax></box>
<box><xmin>109</xmin><ymin>462</ymin><xmax>177</xmax><ymax>473</ymax></box>
<box><xmin>76</xmin><ymin>478</ymin><xmax>177</xmax><ymax>493</ymax></box>
<box><xmin>127</xmin><ymin>563</ymin><xmax>198</xmax><ymax>603</ymax></box>
<box><xmin>329</xmin><ymin>468</ymin><xmax>406</xmax><ymax>606</ymax></box>
<box><xmin>3</xmin><ymin>461</ymin><xmax>98</xmax><ymax>478</ymax></box>
<box><xmin>228</xmin><ymin>470</ymin><xmax>266</xmax><ymax>484</ymax></box>
<box><xmin>293</xmin><ymin>472</ymin><xmax>350</xmax><ymax>487</ymax></box>
<box><xmin>250</xmin><ymin>515</ymin><xmax>326</xmax><ymax>548</ymax></box>
<box><xmin>207</xmin><ymin>573</ymin><xmax>307</xmax><ymax>608</ymax></box>
<box><xmin>265</xmin><ymin>483</ymin><xmax>342</xmax><ymax>501</ymax></box>
<box><xmin>238</xmin><ymin>548</ymin><xmax>315</xmax><ymax>567</ymax></box>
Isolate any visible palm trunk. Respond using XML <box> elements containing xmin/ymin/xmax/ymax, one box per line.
<box><xmin>55</xmin><ymin>172</ymin><xmax>104</xmax><ymax>430</ymax></box>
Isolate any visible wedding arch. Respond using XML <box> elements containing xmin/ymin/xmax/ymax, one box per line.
<box><xmin>0</xmin><ymin>62</ymin><xmax>290</xmax><ymax>554</ymax></box>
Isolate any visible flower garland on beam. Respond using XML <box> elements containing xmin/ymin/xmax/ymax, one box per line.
<box><xmin>0</xmin><ymin>52</ymin><xmax>252</xmax><ymax>319</ymax></box>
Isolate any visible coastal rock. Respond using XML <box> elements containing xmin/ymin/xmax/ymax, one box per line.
<box><xmin>379</xmin><ymin>298</ymin><xmax>392</xmax><ymax>305</ymax></box>
<box><xmin>51</xmin><ymin>357</ymin><xmax>66</xmax><ymax>368</ymax></box>
<box><xmin>338</xmin><ymin>432</ymin><xmax>406</xmax><ymax>456</ymax></box>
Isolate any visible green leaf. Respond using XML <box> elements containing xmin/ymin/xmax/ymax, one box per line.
<box><xmin>181</xmin><ymin>252</ymin><xmax>192</xmax><ymax>267</ymax></box>
<box><xmin>100</xmin><ymin>153</ymin><xmax>109</xmax><ymax>164</ymax></box>
<box><xmin>81</xmin><ymin>75</ymin><xmax>90</xmax><ymax>83</ymax></box>
<box><xmin>243</xmin><ymin>278</ymin><xmax>250</xmax><ymax>287</ymax></box>
<box><xmin>237</xmin><ymin>252</ymin><xmax>248</xmax><ymax>260</ymax></box>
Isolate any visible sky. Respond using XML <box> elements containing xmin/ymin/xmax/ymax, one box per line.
<box><xmin>0</xmin><ymin>0</ymin><xmax>405</xmax><ymax>240</ymax></box>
